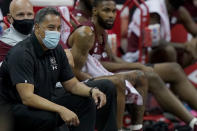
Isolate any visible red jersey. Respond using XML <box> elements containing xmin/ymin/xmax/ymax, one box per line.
<box><xmin>67</xmin><ymin>21</ymin><xmax>110</xmax><ymax>61</ymax></box>
<box><xmin>0</xmin><ymin>40</ymin><xmax>12</xmax><ymax>62</ymax></box>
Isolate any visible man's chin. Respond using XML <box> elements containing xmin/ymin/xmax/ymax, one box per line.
<box><xmin>103</xmin><ymin>24</ymin><xmax>114</xmax><ymax>30</ymax></box>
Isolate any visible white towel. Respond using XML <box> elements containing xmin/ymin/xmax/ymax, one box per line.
<box><xmin>128</xmin><ymin>0</ymin><xmax>171</xmax><ymax>42</ymax></box>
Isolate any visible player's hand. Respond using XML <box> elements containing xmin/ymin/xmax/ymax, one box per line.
<box><xmin>142</xmin><ymin>66</ymin><xmax>153</xmax><ymax>72</ymax></box>
<box><xmin>137</xmin><ymin>63</ymin><xmax>153</xmax><ymax>72</ymax></box>
<box><xmin>185</xmin><ymin>38</ymin><xmax>197</xmax><ymax>59</ymax></box>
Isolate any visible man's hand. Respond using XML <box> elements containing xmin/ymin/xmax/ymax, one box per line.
<box><xmin>91</xmin><ymin>88</ymin><xmax>106</xmax><ymax>109</ymax></box>
<box><xmin>141</xmin><ymin>65</ymin><xmax>153</xmax><ymax>72</ymax></box>
<box><xmin>58</xmin><ymin>107</ymin><xmax>80</xmax><ymax>126</ymax></box>
<box><xmin>185</xmin><ymin>38</ymin><xmax>197</xmax><ymax>59</ymax></box>
<box><xmin>133</xmin><ymin>63</ymin><xmax>154</xmax><ymax>72</ymax></box>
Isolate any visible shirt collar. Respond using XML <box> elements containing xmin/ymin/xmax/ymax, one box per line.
<box><xmin>0</xmin><ymin>25</ymin><xmax>29</xmax><ymax>46</ymax></box>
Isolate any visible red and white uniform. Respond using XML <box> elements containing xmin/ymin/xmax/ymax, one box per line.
<box><xmin>67</xmin><ymin>21</ymin><xmax>143</xmax><ymax>105</ymax></box>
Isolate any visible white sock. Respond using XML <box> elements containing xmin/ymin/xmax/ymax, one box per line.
<box><xmin>118</xmin><ymin>129</ymin><xmax>124</xmax><ymax>131</ymax></box>
<box><xmin>189</xmin><ymin>118</ymin><xmax>197</xmax><ymax>129</ymax></box>
<box><xmin>130</xmin><ymin>124</ymin><xmax>143</xmax><ymax>130</ymax></box>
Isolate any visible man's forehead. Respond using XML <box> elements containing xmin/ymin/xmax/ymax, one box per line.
<box><xmin>97</xmin><ymin>1</ymin><xmax>116</xmax><ymax>8</ymax></box>
<box><xmin>10</xmin><ymin>0</ymin><xmax>33</xmax><ymax>13</ymax></box>
<box><xmin>14</xmin><ymin>7</ymin><xmax>34</xmax><ymax>13</ymax></box>
<box><xmin>41</xmin><ymin>14</ymin><xmax>61</xmax><ymax>25</ymax></box>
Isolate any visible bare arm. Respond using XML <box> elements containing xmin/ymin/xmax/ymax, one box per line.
<box><xmin>100</xmin><ymin>34</ymin><xmax>151</xmax><ymax>72</ymax></box>
<box><xmin>62</xmin><ymin>77</ymin><xmax>91</xmax><ymax>96</ymax></box>
<box><xmin>159</xmin><ymin>39</ymin><xmax>186</xmax><ymax>49</ymax></box>
<box><xmin>61</xmin><ymin>77</ymin><xmax>106</xmax><ymax>109</ymax></box>
<box><xmin>69</xmin><ymin>26</ymin><xmax>95</xmax><ymax>81</ymax></box>
<box><xmin>160</xmin><ymin>38</ymin><xmax>197</xmax><ymax>59</ymax></box>
<box><xmin>16</xmin><ymin>83</ymin><xmax>80</xmax><ymax>126</ymax></box>
<box><xmin>16</xmin><ymin>83</ymin><xmax>63</xmax><ymax>112</ymax></box>
<box><xmin>101</xmin><ymin>60</ymin><xmax>149</xmax><ymax>72</ymax></box>
<box><xmin>178</xmin><ymin>6</ymin><xmax>197</xmax><ymax>37</ymax></box>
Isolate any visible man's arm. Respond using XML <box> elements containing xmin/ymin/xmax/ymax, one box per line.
<box><xmin>178</xmin><ymin>6</ymin><xmax>197</xmax><ymax>37</ymax></box>
<box><xmin>16</xmin><ymin>83</ymin><xmax>65</xmax><ymax>112</ymax></box>
<box><xmin>160</xmin><ymin>38</ymin><xmax>197</xmax><ymax>59</ymax></box>
<box><xmin>70</xmin><ymin>26</ymin><xmax>95</xmax><ymax>81</ymax></box>
<box><xmin>101</xmin><ymin>35</ymin><xmax>150</xmax><ymax>72</ymax></box>
<box><xmin>100</xmin><ymin>60</ymin><xmax>148</xmax><ymax>72</ymax></box>
<box><xmin>61</xmin><ymin>77</ymin><xmax>106</xmax><ymax>109</ymax></box>
<box><xmin>16</xmin><ymin>83</ymin><xmax>80</xmax><ymax>126</ymax></box>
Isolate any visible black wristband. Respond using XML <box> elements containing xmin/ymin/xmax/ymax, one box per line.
<box><xmin>89</xmin><ymin>87</ymin><xmax>98</xmax><ymax>97</ymax></box>
<box><xmin>88</xmin><ymin>77</ymin><xmax>95</xmax><ymax>82</ymax></box>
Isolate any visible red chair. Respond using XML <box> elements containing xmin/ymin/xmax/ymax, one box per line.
<box><xmin>3</xmin><ymin>16</ymin><xmax>10</xmax><ymax>28</ymax></box>
<box><xmin>119</xmin><ymin>0</ymin><xmax>151</xmax><ymax>63</ymax></box>
<box><xmin>184</xmin><ymin>63</ymin><xmax>197</xmax><ymax>88</ymax></box>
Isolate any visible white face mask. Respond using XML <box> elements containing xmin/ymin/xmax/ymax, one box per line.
<box><xmin>148</xmin><ymin>24</ymin><xmax>161</xmax><ymax>47</ymax></box>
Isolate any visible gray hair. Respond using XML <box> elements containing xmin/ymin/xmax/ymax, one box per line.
<box><xmin>34</xmin><ymin>7</ymin><xmax>60</xmax><ymax>24</ymax></box>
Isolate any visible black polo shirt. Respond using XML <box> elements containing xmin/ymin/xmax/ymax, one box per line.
<box><xmin>0</xmin><ymin>33</ymin><xmax>74</xmax><ymax>105</ymax></box>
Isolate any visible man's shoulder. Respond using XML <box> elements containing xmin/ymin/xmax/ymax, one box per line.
<box><xmin>7</xmin><ymin>37</ymin><xmax>33</xmax><ymax>57</ymax></box>
<box><xmin>74</xmin><ymin>19</ymin><xmax>94</xmax><ymax>33</ymax></box>
<box><xmin>74</xmin><ymin>26</ymin><xmax>94</xmax><ymax>38</ymax></box>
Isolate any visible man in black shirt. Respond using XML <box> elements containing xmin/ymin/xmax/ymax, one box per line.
<box><xmin>0</xmin><ymin>7</ymin><xmax>116</xmax><ymax>131</ymax></box>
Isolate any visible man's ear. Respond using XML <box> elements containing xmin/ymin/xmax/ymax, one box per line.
<box><xmin>34</xmin><ymin>23</ymin><xmax>39</xmax><ymax>33</ymax></box>
<box><xmin>7</xmin><ymin>13</ymin><xmax>13</xmax><ymax>24</ymax></box>
<box><xmin>34</xmin><ymin>23</ymin><xmax>45</xmax><ymax>38</ymax></box>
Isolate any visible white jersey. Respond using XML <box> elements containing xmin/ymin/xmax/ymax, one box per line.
<box><xmin>82</xmin><ymin>54</ymin><xmax>143</xmax><ymax>105</ymax></box>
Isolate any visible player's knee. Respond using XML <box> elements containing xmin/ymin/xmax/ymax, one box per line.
<box><xmin>165</xmin><ymin>45</ymin><xmax>176</xmax><ymax>55</ymax></box>
<box><xmin>145</xmin><ymin>71</ymin><xmax>159</xmax><ymax>81</ymax></box>
<box><xmin>134</xmin><ymin>70</ymin><xmax>147</xmax><ymax>87</ymax></box>
<box><xmin>112</xmin><ymin>76</ymin><xmax>125</xmax><ymax>93</ymax></box>
<box><xmin>145</xmin><ymin>71</ymin><xmax>167</xmax><ymax>92</ymax></box>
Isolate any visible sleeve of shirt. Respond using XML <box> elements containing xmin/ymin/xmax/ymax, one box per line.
<box><xmin>58</xmin><ymin>45</ymin><xmax>74</xmax><ymax>82</ymax></box>
<box><xmin>7</xmin><ymin>48</ymin><xmax>34</xmax><ymax>86</ymax></box>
